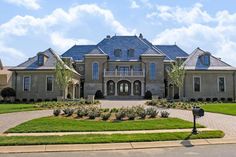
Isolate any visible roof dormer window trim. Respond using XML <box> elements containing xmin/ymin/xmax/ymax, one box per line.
<box><xmin>114</xmin><ymin>49</ymin><xmax>122</xmax><ymax>57</ymax></box>
<box><xmin>199</xmin><ymin>53</ymin><xmax>210</xmax><ymax>66</ymax></box>
<box><xmin>37</xmin><ymin>53</ymin><xmax>48</xmax><ymax>66</ymax></box>
<box><xmin>127</xmin><ymin>48</ymin><xmax>135</xmax><ymax>58</ymax></box>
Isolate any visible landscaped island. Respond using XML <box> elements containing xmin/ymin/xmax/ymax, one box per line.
<box><xmin>7</xmin><ymin>117</ymin><xmax>203</xmax><ymax>133</ymax></box>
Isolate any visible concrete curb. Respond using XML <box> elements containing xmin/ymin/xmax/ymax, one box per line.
<box><xmin>0</xmin><ymin>138</ymin><xmax>236</xmax><ymax>154</ymax></box>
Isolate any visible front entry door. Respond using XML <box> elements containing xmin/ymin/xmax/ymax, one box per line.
<box><xmin>118</xmin><ymin>81</ymin><xmax>131</xmax><ymax>96</ymax></box>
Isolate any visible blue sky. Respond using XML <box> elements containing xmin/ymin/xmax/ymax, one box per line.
<box><xmin>1</xmin><ymin>0</ymin><xmax>236</xmax><ymax>66</ymax></box>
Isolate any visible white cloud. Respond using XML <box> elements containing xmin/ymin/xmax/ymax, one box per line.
<box><xmin>130</xmin><ymin>0</ymin><xmax>140</xmax><ymax>9</ymax></box>
<box><xmin>50</xmin><ymin>32</ymin><xmax>94</xmax><ymax>51</ymax></box>
<box><xmin>0</xmin><ymin>3</ymin><xmax>136</xmax><ymax>61</ymax></box>
<box><xmin>0</xmin><ymin>42</ymin><xmax>27</xmax><ymax>65</ymax></box>
<box><xmin>0</xmin><ymin>4</ymin><xmax>135</xmax><ymax>38</ymax></box>
<box><xmin>152</xmin><ymin>21</ymin><xmax>236</xmax><ymax>66</ymax></box>
<box><xmin>147</xmin><ymin>3</ymin><xmax>213</xmax><ymax>24</ymax></box>
<box><xmin>4</xmin><ymin>0</ymin><xmax>40</xmax><ymax>10</ymax></box>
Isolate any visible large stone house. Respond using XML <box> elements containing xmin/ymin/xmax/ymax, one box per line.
<box><xmin>9</xmin><ymin>34</ymin><xmax>236</xmax><ymax>101</ymax></box>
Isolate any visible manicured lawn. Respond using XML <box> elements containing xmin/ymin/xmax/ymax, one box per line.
<box><xmin>202</xmin><ymin>103</ymin><xmax>236</xmax><ymax>116</ymax></box>
<box><xmin>7</xmin><ymin>116</ymin><xmax>204</xmax><ymax>133</ymax></box>
<box><xmin>0</xmin><ymin>131</ymin><xmax>224</xmax><ymax>146</ymax></box>
<box><xmin>0</xmin><ymin>104</ymin><xmax>40</xmax><ymax>114</ymax></box>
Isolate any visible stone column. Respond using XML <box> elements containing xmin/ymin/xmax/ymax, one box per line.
<box><xmin>72</xmin><ymin>84</ymin><xmax>76</xmax><ymax>100</ymax></box>
<box><xmin>141</xmin><ymin>82</ymin><xmax>144</xmax><ymax>96</ymax></box>
<box><xmin>131</xmin><ymin>82</ymin><xmax>134</xmax><ymax>96</ymax></box>
<box><xmin>104</xmin><ymin>81</ymin><xmax>107</xmax><ymax>96</ymax></box>
<box><xmin>115</xmin><ymin>82</ymin><xmax>118</xmax><ymax>96</ymax></box>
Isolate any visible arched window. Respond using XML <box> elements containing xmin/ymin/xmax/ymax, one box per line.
<box><xmin>92</xmin><ymin>62</ymin><xmax>99</xmax><ymax>80</ymax></box>
<box><xmin>149</xmin><ymin>63</ymin><xmax>156</xmax><ymax>80</ymax></box>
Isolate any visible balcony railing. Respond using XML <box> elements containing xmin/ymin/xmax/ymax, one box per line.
<box><xmin>104</xmin><ymin>70</ymin><xmax>145</xmax><ymax>77</ymax></box>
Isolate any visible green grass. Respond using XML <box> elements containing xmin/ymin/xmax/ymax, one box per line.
<box><xmin>0</xmin><ymin>104</ymin><xmax>40</xmax><ymax>114</ymax></box>
<box><xmin>7</xmin><ymin>116</ymin><xmax>204</xmax><ymax>133</ymax></box>
<box><xmin>202</xmin><ymin>103</ymin><xmax>236</xmax><ymax>116</ymax></box>
<box><xmin>0</xmin><ymin>131</ymin><xmax>224</xmax><ymax>146</ymax></box>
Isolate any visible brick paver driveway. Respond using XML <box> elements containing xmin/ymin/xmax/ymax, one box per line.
<box><xmin>168</xmin><ymin>109</ymin><xmax>236</xmax><ymax>138</ymax></box>
<box><xmin>0</xmin><ymin>110</ymin><xmax>52</xmax><ymax>133</ymax></box>
<box><xmin>99</xmin><ymin>100</ymin><xmax>146</xmax><ymax>108</ymax></box>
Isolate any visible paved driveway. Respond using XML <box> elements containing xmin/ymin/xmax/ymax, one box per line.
<box><xmin>99</xmin><ymin>100</ymin><xmax>147</xmax><ymax>108</ymax></box>
<box><xmin>168</xmin><ymin>109</ymin><xmax>236</xmax><ymax>138</ymax></box>
<box><xmin>0</xmin><ymin>110</ymin><xmax>52</xmax><ymax>133</ymax></box>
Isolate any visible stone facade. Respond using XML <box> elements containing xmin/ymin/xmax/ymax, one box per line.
<box><xmin>10</xmin><ymin>49</ymin><xmax>80</xmax><ymax>101</ymax></box>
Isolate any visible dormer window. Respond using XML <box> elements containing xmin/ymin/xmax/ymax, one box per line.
<box><xmin>200</xmin><ymin>53</ymin><xmax>210</xmax><ymax>66</ymax></box>
<box><xmin>127</xmin><ymin>49</ymin><xmax>134</xmax><ymax>58</ymax></box>
<box><xmin>38</xmin><ymin>54</ymin><xmax>44</xmax><ymax>66</ymax></box>
<box><xmin>114</xmin><ymin>49</ymin><xmax>122</xmax><ymax>57</ymax></box>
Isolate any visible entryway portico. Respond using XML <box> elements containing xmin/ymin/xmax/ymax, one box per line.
<box><xmin>104</xmin><ymin>79</ymin><xmax>145</xmax><ymax>97</ymax></box>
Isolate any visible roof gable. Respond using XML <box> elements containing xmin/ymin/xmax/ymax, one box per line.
<box><xmin>183</xmin><ymin>48</ymin><xmax>235</xmax><ymax>70</ymax></box>
<box><xmin>11</xmin><ymin>48</ymin><xmax>79</xmax><ymax>74</ymax></box>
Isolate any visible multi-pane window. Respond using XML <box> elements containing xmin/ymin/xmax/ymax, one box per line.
<box><xmin>23</xmin><ymin>76</ymin><xmax>30</xmax><ymax>91</ymax></box>
<box><xmin>92</xmin><ymin>62</ymin><xmax>99</xmax><ymax>80</ymax></box>
<box><xmin>218</xmin><ymin>77</ymin><xmax>225</xmax><ymax>92</ymax></box>
<box><xmin>193</xmin><ymin>76</ymin><xmax>201</xmax><ymax>92</ymax></box>
<box><xmin>127</xmin><ymin>49</ymin><xmax>134</xmax><ymax>58</ymax></box>
<box><xmin>46</xmin><ymin>76</ymin><xmax>53</xmax><ymax>91</ymax></box>
<box><xmin>149</xmin><ymin>63</ymin><xmax>156</xmax><ymax>80</ymax></box>
<box><xmin>114</xmin><ymin>49</ymin><xmax>122</xmax><ymax>57</ymax></box>
<box><xmin>201</xmin><ymin>54</ymin><xmax>210</xmax><ymax>66</ymax></box>
<box><xmin>38</xmin><ymin>54</ymin><xmax>44</xmax><ymax>66</ymax></box>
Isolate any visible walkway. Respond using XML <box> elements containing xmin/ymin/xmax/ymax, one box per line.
<box><xmin>1</xmin><ymin>128</ymin><xmax>213</xmax><ymax>136</ymax></box>
<box><xmin>0</xmin><ymin>110</ymin><xmax>52</xmax><ymax>133</ymax></box>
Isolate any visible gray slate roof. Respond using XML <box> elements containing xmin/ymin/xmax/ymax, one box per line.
<box><xmin>62</xmin><ymin>45</ymin><xmax>96</xmax><ymax>60</ymax></box>
<box><xmin>62</xmin><ymin>35</ymin><xmax>168</xmax><ymax>61</ymax></box>
<box><xmin>155</xmin><ymin>45</ymin><xmax>189</xmax><ymax>60</ymax></box>
<box><xmin>10</xmin><ymin>48</ymin><xmax>79</xmax><ymax>74</ymax></box>
<box><xmin>183</xmin><ymin>48</ymin><xmax>236</xmax><ymax>70</ymax></box>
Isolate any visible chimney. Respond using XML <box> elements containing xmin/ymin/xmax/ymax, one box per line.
<box><xmin>0</xmin><ymin>59</ymin><xmax>3</xmax><ymax>70</ymax></box>
<box><xmin>139</xmin><ymin>33</ymin><xmax>143</xmax><ymax>39</ymax></box>
<box><xmin>106</xmin><ymin>35</ymin><xmax>111</xmax><ymax>39</ymax></box>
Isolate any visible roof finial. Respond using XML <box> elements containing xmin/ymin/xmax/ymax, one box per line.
<box><xmin>139</xmin><ymin>33</ymin><xmax>143</xmax><ymax>39</ymax></box>
<box><xmin>0</xmin><ymin>59</ymin><xmax>3</xmax><ymax>70</ymax></box>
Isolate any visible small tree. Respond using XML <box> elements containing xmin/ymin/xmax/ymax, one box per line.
<box><xmin>55</xmin><ymin>61</ymin><xmax>72</xmax><ymax>100</ymax></box>
<box><xmin>168</xmin><ymin>60</ymin><xmax>185</xmax><ymax>99</ymax></box>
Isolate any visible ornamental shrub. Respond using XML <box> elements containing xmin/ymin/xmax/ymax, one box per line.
<box><xmin>146</xmin><ymin>107</ymin><xmax>158</xmax><ymax>118</ymax></box>
<box><xmin>101</xmin><ymin>113</ymin><xmax>111</xmax><ymax>120</ymax></box>
<box><xmin>53</xmin><ymin>109</ymin><xmax>61</xmax><ymax>116</ymax></box>
<box><xmin>144</xmin><ymin>90</ymin><xmax>152</xmax><ymax>99</ymax></box>
<box><xmin>160</xmin><ymin>111</ymin><xmax>170</xmax><ymax>118</ymax></box>
<box><xmin>1</xmin><ymin>87</ymin><xmax>16</xmax><ymax>99</ymax></box>
<box><xmin>95</xmin><ymin>90</ymin><xmax>104</xmax><ymax>99</ymax></box>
